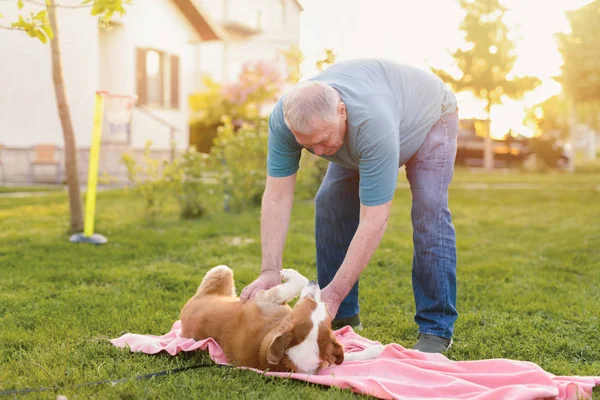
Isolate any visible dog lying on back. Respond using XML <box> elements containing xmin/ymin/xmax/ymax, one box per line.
<box><xmin>180</xmin><ymin>265</ymin><xmax>382</xmax><ymax>374</ymax></box>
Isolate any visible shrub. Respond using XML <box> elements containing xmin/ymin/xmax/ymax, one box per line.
<box><xmin>175</xmin><ymin>147</ymin><xmax>210</xmax><ymax>219</ymax></box>
<box><xmin>189</xmin><ymin>61</ymin><xmax>283</xmax><ymax>154</ymax></box>
<box><xmin>298</xmin><ymin>152</ymin><xmax>329</xmax><ymax>199</ymax></box>
<box><xmin>210</xmin><ymin>116</ymin><xmax>268</xmax><ymax>213</ymax></box>
<box><xmin>121</xmin><ymin>142</ymin><xmax>180</xmax><ymax>223</ymax></box>
<box><xmin>527</xmin><ymin>137</ymin><xmax>566</xmax><ymax>171</ymax></box>
<box><xmin>189</xmin><ymin>77</ymin><xmax>228</xmax><ymax>153</ymax></box>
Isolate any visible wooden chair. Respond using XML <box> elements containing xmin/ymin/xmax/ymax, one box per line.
<box><xmin>30</xmin><ymin>144</ymin><xmax>61</xmax><ymax>184</ymax></box>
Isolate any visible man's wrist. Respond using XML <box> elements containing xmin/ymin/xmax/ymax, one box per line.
<box><xmin>325</xmin><ymin>279</ymin><xmax>346</xmax><ymax>305</ymax></box>
<box><xmin>261</xmin><ymin>267</ymin><xmax>281</xmax><ymax>275</ymax></box>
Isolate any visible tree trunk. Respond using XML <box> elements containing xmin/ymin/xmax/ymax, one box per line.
<box><xmin>48</xmin><ymin>0</ymin><xmax>84</xmax><ymax>233</ymax></box>
<box><xmin>567</xmin><ymin>100</ymin><xmax>577</xmax><ymax>173</ymax></box>
<box><xmin>484</xmin><ymin>97</ymin><xmax>494</xmax><ymax>172</ymax></box>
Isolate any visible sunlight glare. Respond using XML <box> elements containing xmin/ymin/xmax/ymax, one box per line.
<box><xmin>298</xmin><ymin>0</ymin><xmax>595</xmax><ymax>138</ymax></box>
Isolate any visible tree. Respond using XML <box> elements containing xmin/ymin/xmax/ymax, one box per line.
<box><xmin>555</xmin><ymin>0</ymin><xmax>600</xmax><ymax>167</ymax></box>
<box><xmin>432</xmin><ymin>0</ymin><xmax>540</xmax><ymax>171</ymax></box>
<box><xmin>1</xmin><ymin>0</ymin><xmax>129</xmax><ymax>233</ymax></box>
<box><xmin>524</xmin><ymin>93</ymin><xmax>600</xmax><ymax>137</ymax></box>
<box><xmin>279</xmin><ymin>45</ymin><xmax>304</xmax><ymax>84</ymax></box>
<box><xmin>523</xmin><ymin>94</ymin><xmax>570</xmax><ymax>139</ymax></box>
<box><xmin>316</xmin><ymin>48</ymin><xmax>336</xmax><ymax>72</ymax></box>
<box><xmin>555</xmin><ymin>0</ymin><xmax>600</xmax><ymax>104</ymax></box>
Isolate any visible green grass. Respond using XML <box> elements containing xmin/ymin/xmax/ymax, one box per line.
<box><xmin>0</xmin><ymin>185</ymin><xmax>63</xmax><ymax>194</ymax></box>
<box><xmin>451</xmin><ymin>166</ymin><xmax>600</xmax><ymax>186</ymax></box>
<box><xmin>1</xmin><ymin>170</ymin><xmax>599</xmax><ymax>399</ymax></box>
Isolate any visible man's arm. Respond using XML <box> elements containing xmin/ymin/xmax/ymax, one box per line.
<box><xmin>260</xmin><ymin>174</ymin><xmax>297</xmax><ymax>274</ymax></box>
<box><xmin>240</xmin><ymin>174</ymin><xmax>296</xmax><ymax>301</ymax></box>
<box><xmin>321</xmin><ymin>200</ymin><xmax>392</xmax><ymax>317</ymax></box>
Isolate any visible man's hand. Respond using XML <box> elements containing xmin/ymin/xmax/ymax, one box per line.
<box><xmin>319</xmin><ymin>201</ymin><xmax>393</xmax><ymax>321</ymax></box>
<box><xmin>241</xmin><ymin>174</ymin><xmax>296</xmax><ymax>302</ymax></box>
<box><xmin>320</xmin><ymin>285</ymin><xmax>342</xmax><ymax>320</ymax></box>
<box><xmin>240</xmin><ymin>270</ymin><xmax>281</xmax><ymax>301</ymax></box>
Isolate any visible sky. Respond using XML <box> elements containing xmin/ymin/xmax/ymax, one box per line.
<box><xmin>297</xmin><ymin>0</ymin><xmax>594</xmax><ymax>138</ymax></box>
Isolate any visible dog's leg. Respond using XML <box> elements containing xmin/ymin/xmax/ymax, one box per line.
<box><xmin>256</xmin><ymin>269</ymin><xmax>309</xmax><ymax>305</ymax></box>
<box><xmin>343</xmin><ymin>344</ymin><xmax>385</xmax><ymax>362</ymax></box>
<box><xmin>195</xmin><ymin>265</ymin><xmax>236</xmax><ymax>297</ymax></box>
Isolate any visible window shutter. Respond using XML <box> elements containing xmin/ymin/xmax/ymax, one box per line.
<box><xmin>136</xmin><ymin>48</ymin><xmax>147</xmax><ymax>105</ymax></box>
<box><xmin>170</xmin><ymin>54</ymin><xmax>180</xmax><ymax>109</ymax></box>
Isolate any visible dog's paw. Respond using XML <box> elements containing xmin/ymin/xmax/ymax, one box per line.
<box><xmin>281</xmin><ymin>269</ymin><xmax>309</xmax><ymax>286</ymax></box>
<box><xmin>343</xmin><ymin>344</ymin><xmax>385</xmax><ymax>362</ymax></box>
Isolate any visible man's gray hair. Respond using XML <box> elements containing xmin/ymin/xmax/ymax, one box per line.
<box><xmin>283</xmin><ymin>81</ymin><xmax>339</xmax><ymax>135</ymax></box>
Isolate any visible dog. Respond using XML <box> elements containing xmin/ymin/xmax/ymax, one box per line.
<box><xmin>180</xmin><ymin>265</ymin><xmax>383</xmax><ymax>374</ymax></box>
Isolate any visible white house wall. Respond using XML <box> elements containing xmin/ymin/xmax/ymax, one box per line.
<box><xmin>0</xmin><ymin>4</ymin><xmax>98</xmax><ymax>149</ymax></box>
<box><xmin>1</xmin><ymin>1</ymin><xmax>200</xmax><ymax>151</ymax></box>
<box><xmin>191</xmin><ymin>0</ymin><xmax>301</xmax><ymax>89</ymax></box>
<box><xmin>106</xmin><ymin>1</ymin><xmax>199</xmax><ymax>150</ymax></box>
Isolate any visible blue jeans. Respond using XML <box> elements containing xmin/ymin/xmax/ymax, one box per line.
<box><xmin>315</xmin><ymin>111</ymin><xmax>459</xmax><ymax>338</ymax></box>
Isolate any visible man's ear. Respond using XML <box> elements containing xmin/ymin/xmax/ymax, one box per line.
<box><xmin>339</xmin><ymin>101</ymin><xmax>347</xmax><ymax>120</ymax></box>
<box><xmin>267</xmin><ymin>331</ymin><xmax>292</xmax><ymax>365</ymax></box>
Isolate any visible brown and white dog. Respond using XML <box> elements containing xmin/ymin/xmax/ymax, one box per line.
<box><xmin>180</xmin><ymin>265</ymin><xmax>383</xmax><ymax>374</ymax></box>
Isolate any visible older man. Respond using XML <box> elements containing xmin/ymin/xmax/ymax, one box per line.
<box><xmin>240</xmin><ymin>58</ymin><xmax>458</xmax><ymax>353</ymax></box>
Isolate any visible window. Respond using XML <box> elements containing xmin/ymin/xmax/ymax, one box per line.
<box><xmin>136</xmin><ymin>48</ymin><xmax>180</xmax><ymax>109</ymax></box>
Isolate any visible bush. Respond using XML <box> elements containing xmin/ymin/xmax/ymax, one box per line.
<box><xmin>189</xmin><ymin>61</ymin><xmax>283</xmax><ymax>154</ymax></box>
<box><xmin>175</xmin><ymin>147</ymin><xmax>210</xmax><ymax>219</ymax></box>
<box><xmin>189</xmin><ymin>122</ymin><xmax>220</xmax><ymax>154</ymax></box>
<box><xmin>297</xmin><ymin>152</ymin><xmax>329</xmax><ymax>199</ymax></box>
<box><xmin>210</xmin><ymin>116</ymin><xmax>268</xmax><ymax>213</ymax></box>
<box><xmin>527</xmin><ymin>137</ymin><xmax>566</xmax><ymax>171</ymax></box>
<box><xmin>121</xmin><ymin>143</ymin><xmax>212</xmax><ymax>221</ymax></box>
<box><xmin>121</xmin><ymin>142</ymin><xmax>180</xmax><ymax>223</ymax></box>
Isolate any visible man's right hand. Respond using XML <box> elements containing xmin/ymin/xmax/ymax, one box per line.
<box><xmin>239</xmin><ymin>270</ymin><xmax>281</xmax><ymax>301</ymax></box>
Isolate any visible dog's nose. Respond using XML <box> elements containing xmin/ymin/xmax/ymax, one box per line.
<box><xmin>301</xmin><ymin>280</ymin><xmax>321</xmax><ymax>301</ymax></box>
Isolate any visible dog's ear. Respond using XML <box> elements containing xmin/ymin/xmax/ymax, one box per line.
<box><xmin>267</xmin><ymin>331</ymin><xmax>292</xmax><ymax>365</ymax></box>
<box><xmin>318</xmin><ymin>330</ymin><xmax>345</xmax><ymax>367</ymax></box>
<box><xmin>331</xmin><ymin>337</ymin><xmax>344</xmax><ymax>365</ymax></box>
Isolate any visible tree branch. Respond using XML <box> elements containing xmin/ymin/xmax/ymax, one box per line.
<box><xmin>0</xmin><ymin>25</ymin><xmax>24</xmax><ymax>30</ymax></box>
<box><xmin>23</xmin><ymin>0</ymin><xmax>93</xmax><ymax>9</ymax></box>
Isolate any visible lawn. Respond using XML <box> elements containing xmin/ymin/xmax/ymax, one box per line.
<box><xmin>0</xmin><ymin>186</ymin><xmax>63</xmax><ymax>194</ymax></box>
<box><xmin>1</xmin><ymin>169</ymin><xmax>599</xmax><ymax>399</ymax></box>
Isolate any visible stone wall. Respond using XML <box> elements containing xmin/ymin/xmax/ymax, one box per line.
<box><xmin>0</xmin><ymin>145</ymin><xmax>175</xmax><ymax>185</ymax></box>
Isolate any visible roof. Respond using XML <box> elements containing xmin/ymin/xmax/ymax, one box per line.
<box><xmin>172</xmin><ymin>0</ymin><xmax>302</xmax><ymax>42</ymax></box>
<box><xmin>221</xmin><ymin>21</ymin><xmax>261</xmax><ymax>40</ymax></box>
<box><xmin>290</xmin><ymin>0</ymin><xmax>304</xmax><ymax>11</ymax></box>
<box><xmin>171</xmin><ymin>0</ymin><xmax>225</xmax><ymax>41</ymax></box>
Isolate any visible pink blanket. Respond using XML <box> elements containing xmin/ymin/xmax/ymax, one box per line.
<box><xmin>110</xmin><ymin>320</ymin><xmax>599</xmax><ymax>400</ymax></box>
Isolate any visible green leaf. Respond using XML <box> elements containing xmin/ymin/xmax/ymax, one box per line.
<box><xmin>42</xmin><ymin>23</ymin><xmax>54</xmax><ymax>40</ymax></box>
<box><xmin>35</xmin><ymin>29</ymin><xmax>48</xmax><ymax>43</ymax></box>
<box><xmin>18</xmin><ymin>0</ymin><xmax>24</xmax><ymax>10</ymax></box>
<box><xmin>33</xmin><ymin>10</ymin><xmax>47</xmax><ymax>21</ymax></box>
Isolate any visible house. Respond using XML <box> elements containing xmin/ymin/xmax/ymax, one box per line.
<box><xmin>0</xmin><ymin>0</ymin><xmax>302</xmax><ymax>184</ymax></box>
<box><xmin>190</xmin><ymin>0</ymin><xmax>302</xmax><ymax>88</ymax></box>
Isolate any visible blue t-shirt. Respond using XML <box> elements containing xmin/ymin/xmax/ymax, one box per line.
<box><xmin>267</xmin><ymin>58</ymin><xmax>457</xmax><ymax>206</ymax></box>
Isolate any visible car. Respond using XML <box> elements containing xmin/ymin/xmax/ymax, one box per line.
<box><xmin>455</xmin><ymin>119</ymin><xmax>570</xmax><ymax>169</ymax></box>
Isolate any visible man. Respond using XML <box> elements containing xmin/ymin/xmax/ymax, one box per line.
<box><xmin>240</xmin><ymin>58</ymin><xmax>458</xmax><ymax>353</ymax></box>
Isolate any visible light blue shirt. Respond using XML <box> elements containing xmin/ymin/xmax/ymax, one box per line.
<box><xmin>267</xmin><ymin>58</ymin><xmax>457</xmax><ymax>206</ymax></box>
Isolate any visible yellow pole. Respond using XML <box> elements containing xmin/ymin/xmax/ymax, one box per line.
<box><xmin>83</xmin><ymin>92</ymin><xmax>106</xmax><ymax>237</ymax></box>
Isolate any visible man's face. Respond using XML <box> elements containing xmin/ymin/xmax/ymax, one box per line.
<box><xmin>291</xmin><ymin>102</ymin><xmax>347</xmax><ymax>156</ymax></box>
